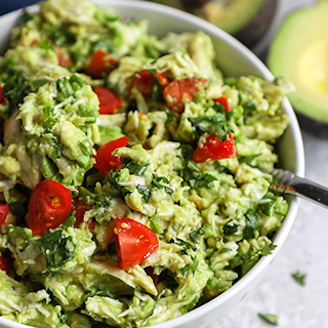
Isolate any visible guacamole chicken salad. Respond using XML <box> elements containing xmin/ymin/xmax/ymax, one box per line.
<box><xmin>0</xmin><ymin>0</ymin><xmax>293</xmax><ymax>327</ymax></box>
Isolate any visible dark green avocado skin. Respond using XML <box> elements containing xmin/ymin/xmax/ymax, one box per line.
<box><xmin>147</xmin><ymin>0</ymin><xmax>277</xmax><ymax>49</ymax></box>
<box><xmin>296</xmin><ymin>112</ymin><xmax>328</xmax><ymax>139</ymax></box>
<box><xmin>233</xmin><ymin>0</ymin><xmax>277</xmax><ymax>48</ymax></box>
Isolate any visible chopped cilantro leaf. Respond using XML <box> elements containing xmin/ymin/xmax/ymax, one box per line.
<box><xmin>258</xmin><ymin>193</ymin><xmax>288</xmax><ymax>216</ymax></box>
<box><xmin>126</xmin><ymin>162</ymin><xmax>148</xmax><ymax>176</ymax></box>
<box><xmin>30</xmin><ymin>78</ymin><xmax>49</xmax><ymax>91</ymax></box>
<box><xmin>152</xmin><ymin>174</ymin><xmax>174</xmax><ymax>198</ymax></box>
<box><xmin>188</xmin><ymin>112</ymin><xmax>231</xmax><ymax>141</ymax></box>
<box><xmin>150</xmin><ymin>217</ymin><xmax>163</xmax><ymax>234</ymax></box>
<box><xmin>137</xmin><ymin>185</ymin><xmax>151</xmax><ymax>203</ymax></box>
<box><xmin>165</xmin><ymin>111</ymin><xmax>174</xmax><ymax>125</ymax></box>
<box><xmin>189</xmin><ymin>227</ymin><xmax>204</xmax><ymax>245</ymax></box>
<box><xmin>43</xmin><ymin>105</ymin><xmax>57</xmax><ymax>127</ymax></box>
<box><xmin>108</xmin><ymin>171</ymin><xmax>130</xmax><ymax>197</ymax></box>
<box><xmin>176</xmin><ymin>238</ymin><xmax>197</xmax><ymax>252</ymax></box>
<box><xmin>258</xmin><ymin>313</ymin><xmax>278</xmax><ymax>325</ymax></box>
<box><xmin>292</xmin><ymin>271</ymin><xmax>306</xmax><ymax>286</ymax></box>
<box><xmin>219</xmin><ymin>248</ymin><xmax>231</xmax><ymax>254</ymax></box>
<box><xmin>243</xmin><ymin>99</ymin><xmax>257</xmax><ymax>115</ymax></box>
<box><xmin>1</xmin><ymin>58</ymin><xmax>31</xmax><ymax>118</ymax></box>
<box><xmin>184</xmin><ymin>296</ymin><xmax>198</xmax><ymax>312</ymax></box>
<box><xmin>229</xmin><ymin>244</ymin><xmax>276</xmax><ymax>269</ymax></box>
<box><xmin>40</xmin><ymin>230</ymin><xmax>75</xmax><ymax>270</ymax></box>
<box><xmin>243</xmin><ymin>209</ymin><xmax>260</xmax><ymax>239</ymax></box>
<box><xmin>223</xmin><ymin>219</ymin><xmax>239</xmax><ymax>236</ymax></box>
<box><xmin>179</xmin><ymin>161</ymin><xmax>217</xmax><ymax>189</ymax></box>
<box><xmin>239</xmin><ymin>153</ymin><xmax>262</xmax><ymax>166</ymax></box>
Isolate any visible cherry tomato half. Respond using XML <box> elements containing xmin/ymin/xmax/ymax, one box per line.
<box><xmin>86</xmin><ymin>49</ymin><xmax>118</xmax><ymax>79</ymax></box>
<box><xmin>93</xmin><ymin>136</ymin><xmax>129</xmax><ymax>175</ymax></box>
<box><xmin>192</xmin><ymin>133</ymin><xmax>236</xmax><ymax>163</ymax></box>
<box><xmin>28</xmin><ymin>179</ymin><xmax>72</xmax><ymax>235</ymax></box>
<box><xmin>129</xmin><ymin>69</ymin><xmax>169</xmax><ymax>97</ymax></box>
<box><xmin>94</xmin><ymin>86</ymin><xmax>122</xmax><ymax>114</ymax></box>
<box><xmin>163</xmin><ymin>77</ymin><xmax>207</xmax><ymax>113</ymax></box>
<box><xmin>0</xmin><ymin>251</ymin><xmax>11</xmax><ymax>276</ymax></box>
<box><xmin>56</xmin><ymin>48</ymin><xmax>73</xmax><ymax>67</ymax></box>
<box><xmin>73</xmin><ymin>197</ymin><xmax>92</xmax><ymax>230</ymax></box>
<box><xmin>114</xmin><ymin>217</ymin><xmax>158</xmax><ymax>270</ymax></box>
<box><xmin>214</xmin><ymin>95</ymin><xmax>230</xmax><ymax>112</ymax></box>
<box><xmin>0</xmin><ymin>204</ymin><xmax>9</xmax><ymax>226</ymax></box>
<box><xmin>0</xmin><ymin>85</ymin><xmax>5</xmax><ymax>103</ymax></box>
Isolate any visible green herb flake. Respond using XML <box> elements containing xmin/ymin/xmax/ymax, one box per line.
<box><xmin>258</xmin><ymin>313</ymin><xmax>278</xmax><ymax>325</ymax></box>
<box><xmin>30</xmin><ymin>78</ymin><xmax>49</xmax><ymax>91</ymax></box>
<box><xmin>239</xmin><ymin>153</ymin><xmax>262</xmax><ymax>166</ymax></box>
<box><xmin>137</xmin><ymin>185</ymin><xmax>151</xmax><ymax>203</ymax></box>
<box><xmin>184</xmin><ymin>296</ymin><xmax>198</xmax><ymax>312</ymax></box>
<box><xmin>42</xmin><ymin>105</ymin><xmax>57</xmax><ymax>127</ymax></box>
<box><xmin>165</xmin><ymin>111</ymin><xmax>174</xmax><ymax>125</ymax></box>
<box><xmin>108</xmin><ymin>171</ymin><xmax>131</xmax><ymax>197</ymax></box>
<box><xmin>41</xmin><ymin>230</ymin><xmax>75</xmax><ymax>270</ymax></box>
<box><xmin>188</xmin><ymin>112</ymin><xmax>231</xmax><ymax>141</ymax></box>
<box><xmin>229</xmin><ymin>244</ymin><xmax>277</xmax><ymax>269</ymax></box>
<box><xmin>176</xmin><ymin>238</ymin><xmax>197</xmax><ymax>252</ymax></box>
<box><xmin>126</xmin><ymin>162</ymin><xmax>148</xmax><ymax>176</ymax></box>
<box><xmin>243</xmin><ymin>209</ymin><xmax>260</xmax><ymax>239</ymax></box>
<box><xmin>152</xmin><ymin>174</ymin><xmax>174</xmax><ymax>198</ymax></box>
<box><xmin>150</xmin><ymin>216</ymin><xmax>164</xmax><ymax>234</ymax></box>
<box><xmin>179</xmin><ymin>161</ymin><xmax>217</xmax><ymax>189</ymax></box>
<box><xmin>189</xmin><ymin>227</ymin><xmax>204</xmax><ymax>245</ymax></box>
<box><xmin>219</xmin><ymin>248</ymin><xmax>231</xmax><ymax>254</ymax></box>
<box><xmin>292</xmin><ymin>271</ymin><xmax>306</xmax><ymax>286</ymax></box>
<box><xmin>223</xmin><ymin>219</ymin><xmax>239</xmax><ymax>236</ymax></box>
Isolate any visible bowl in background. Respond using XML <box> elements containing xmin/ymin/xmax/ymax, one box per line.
<box><xmin>0</xmin><ymin>1</ymin><xmax>305</xmax><ymax>328</ymax></box>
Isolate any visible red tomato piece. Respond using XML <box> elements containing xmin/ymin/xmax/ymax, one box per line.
<box><xmin>86</xmin><ymin>49</ymin><xmax>118</xmax><ymax>79</ymax></box>
<box><xmin>114</xmin><ymin>217</ymin><xmax>158</xmax><ymax>270</ymax></box>
<box><xmin>214</xmin><ymin>95</ymin><xmax>230</xmax><ymax>112</ymax></box>
<box><xmin>28</xmin><ymin>179</ymin><xmax>72</xmax><ymax>235</ymax></box>
<box><xmin>192</xmin><ymin>133</ymin><xmax>236</xmax><ymax>163</ymax></box>
<box><xmin>94</xmin><ymin>86</ymin><xmax>122</xmax><ymax>114</ymax></box>
<box><xmin>0</xmin><ymin>204</ymin><xmax>9</xmax><ymax>225</ymax></box>
<box><xmin>163</xmin><ymin>77</ymin><xmax>207</xmax><ymax>113</ymax></box>
<box><xmin>56</xmin><ymin>48</ymin><xmax>73</xmax><ymax>67</ymax></box>
<box><xmin>93</xmin><ymin>136</ymin><xmax>129</xmax><ymax>175</ymax></box>
<box><xmin>0</xmin><ymin>85</ymin><xmax>4</xmax><ymax>103</ymax></box>
<box><xmin>129</xmin><ymin>69</ymin><xmax>169</xmax><ymax>97</ymax></box>
<box><xmin>31</xmin><ymin>38</ymin><xmax>39</xmax><ymax>46</ymax></box>
<box><xmin>73</xmin><ymin>197</ymin><xmax>92</xmax><ymax>230</ymax></box>
<box><xmin>0</xmin><ymin>251</ymin><xmax>11</xmax><ymax>276</ymax></box>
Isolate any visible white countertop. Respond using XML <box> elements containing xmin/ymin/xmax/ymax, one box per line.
<box><xmin>215</xmin><ymin>0</ymin><xmax>328</xmax><ymax>327</ymax></box>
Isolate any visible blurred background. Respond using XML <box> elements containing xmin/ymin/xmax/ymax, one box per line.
<box><xmin>1</xmin><ymin>0</ymin><xmax>327</xmax><ymax>327</ymax></box>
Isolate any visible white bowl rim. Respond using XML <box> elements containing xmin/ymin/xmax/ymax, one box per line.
<box><xmin>0</xmin><ymin>1</ymin><xmax>305</xmax><ymax>328</ymax></box>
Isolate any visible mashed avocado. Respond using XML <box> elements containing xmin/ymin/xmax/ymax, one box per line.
<box><xmin>0</xmin><ymin>0</ymin><xmax>293</xmax><ymax>327</ymax></box>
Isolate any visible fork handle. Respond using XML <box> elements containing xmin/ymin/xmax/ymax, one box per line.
<box><xmin>271</xmin><ymin>169</ymin><xmax>328</xmax><ymax>208</ymax></box>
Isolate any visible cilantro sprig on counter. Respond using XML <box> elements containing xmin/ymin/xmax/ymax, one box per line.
<box><xmin>258</xmin><ymin>313</ymin><xmax>278</xmax><ymax>325</ymax></box>
<box><xmin>292</xmin><ymin>271</ymin><xmax>306</xmax><ymax>286</ymax></box>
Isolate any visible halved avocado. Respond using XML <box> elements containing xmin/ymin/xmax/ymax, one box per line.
<box><xmin>150</xmin><ymin>0</ymin><xmax>277</xmax><ymax>48</ymax></box>
<box><xmin>268</xmin><ymin>0</ymin><xmax>328</xmax><ymax>136</ymax></box>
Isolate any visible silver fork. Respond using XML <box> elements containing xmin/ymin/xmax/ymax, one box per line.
<box><xmin>270</xmin><ymin>169</ymin><xmax>328</xmax><ymax>208</ymax></box>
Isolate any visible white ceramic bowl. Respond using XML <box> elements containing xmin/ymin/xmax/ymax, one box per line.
<box><xmin>0</xmin><ymin>1</ymin><xmax>305</xmax><ymax>328</ymax></box>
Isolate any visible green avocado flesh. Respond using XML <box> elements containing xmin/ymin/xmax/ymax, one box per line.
<box><xmin>268</xmin><ymin>0</ymin><xmax>328</xmax><ymax>124</ymax></box>
<box><xmin>151</xmin><ymin>0</ymin><xmax>267</xmax><ymax>34</ymax></box>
